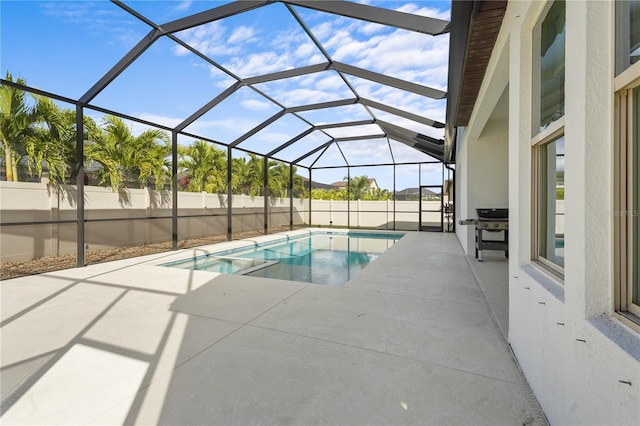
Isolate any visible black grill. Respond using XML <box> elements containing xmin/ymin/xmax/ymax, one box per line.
<box><xmin>474</xmin><ymin>208</ymin><xmax>508</xmax><ymax>261</ymax></box>
<box><xmin>459</xmin><ymin>208</ymin><xmax>509</xmax><ymax>261</ymax></box>
<box><xmin>476</xmin><ymin>208</ymin><xmax>508</xmax><ymax>221</ymax></box>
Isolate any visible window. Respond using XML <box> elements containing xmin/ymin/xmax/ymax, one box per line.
<box><xmin>616</xmin><ymin>0</ymin><xmax>640</xmax><ymax>76</ymax></box>
<box><xmin>615</xmin><ymin>1</ymin><xmax>640</xmax><ymax>324</ymax></box>
<box><xmin>615</xmin><ymin>84</ymin><xmax>640</xmax><ymax>322</ymax></box>
<box><xmin>532</xmin><ymin>0</ymin><xmax>566</xmax><ymax>276</ymax></box>
<box><xmin>538</xmin><ymin>135</ymin><xmax>565</xmax><ymax>268</ymax></box>
<box><xmin>634</xmin><ymin>88</ymin><xmax>639</xmax><ymax>313</ymax></box>
<box><xmin>615</xmin><ymin>85</ymin><xmax>640</xmax><ymax>321</ymax></box>
<box><xmin>533</xmin><ymin>0</ymin><xmax>565</xmax><ymax>136</ymax></box>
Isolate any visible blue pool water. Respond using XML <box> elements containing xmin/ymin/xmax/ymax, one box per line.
<box><xmin>162</xmin><ymin>232</ymin><xmax>404</xmax><ymax>285</ymax></box>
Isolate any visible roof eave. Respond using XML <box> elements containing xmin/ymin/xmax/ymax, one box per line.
<box><xmin>444</xmin><ymin>0</ymin><xmax>507</xmax><ymax>164</ymax></box>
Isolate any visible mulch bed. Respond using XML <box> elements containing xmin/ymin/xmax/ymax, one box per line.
<box><xmin>1</xmin><ymin>227</ymin><xmax>299</xmax><ymax>281</ymax></box>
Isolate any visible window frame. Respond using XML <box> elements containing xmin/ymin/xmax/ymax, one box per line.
<box><xmin>531</xmin><ymin>0</ymin><xmax>566</xmax><ymax>279</ymax></box>
<box><xmin>614</xmin><ymin>69</ymin><xmax>640</xmax><ymax>324</ymax></box>
<box><xmin>614</xmin><ymin>0</ymin><xmax>640</xmax><ymax>328</ymax></box>
<box><xmin>532</xmin><ymin>123</ymin><xmax>565</xmax><ymax>278</ymax></box>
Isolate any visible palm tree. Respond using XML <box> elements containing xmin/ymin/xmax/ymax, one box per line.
<box><xmin>59</xmin><ymin>108</ymin><xmax>102</xmax><ymax>184</ymax></box>
<box><xmin>86</xmin><ymin>115</ymin><xmax>170</xmax><ymax>190</ymax></box>
<box><xmin>288</xmin><ymin>167</ymin><xmax>307</xmax><ymax>198</ymax></box>
<box><xmin>231</xmin><ymin>156</ymin><xmax>249</xmax><ymax>194</ymax></box>
<box><xmin>345</xmin><ymin>175</ymin><xmax>371</xmax><ymax>200</ymax></box>
<box><xmin>24</xmin><ymin>96</ymin><xmax>73</xmax><ymax>185</ymax></box>
<box><xmin>178</xmin><ymin>140</ymin><xmax>226</xmax><ymax>193</ymax></box>
<box><xmin>273</xmin><ymin>164</ymin><xmax>306</xmax><ymax>198</ymax></box>
<box><xmin>363</xmin><ymin>187</ymin><xmax>391</xmax><ymax>201</ymax></box>
<box><xmin>231</xmin><ymin>154</ymin><xmax>303</xmax><ymax>201</ymax></box>
<box><xmin>236</xmin><ymin>153</ymin><xmax>267</xmax><ymax>197</ymax></box>
<box><xmin>267</xmin><ymin>161</ymin><xmax>289</xmax><ymax>198</ymax></box>
<box><xmin>0</xmin><ymin>74</ymin><xmax>76</xmax><ymax>184</ymax></box>
<box><xmin>0</xmin><ymin>73</ymin><xmax>38</xmax><ymax>181</ymax></box>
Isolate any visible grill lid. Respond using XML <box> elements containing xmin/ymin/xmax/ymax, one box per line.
<box><xmin>476</xmin><ymin>208</ymin><xmax>508</xmax><ymax>220</ymax></box>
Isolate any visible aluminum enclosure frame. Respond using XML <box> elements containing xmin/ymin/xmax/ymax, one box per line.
<box><xmin>1</xmin><ymin>0</ymin><xmax>453</xmax><ymax>266</ymax></box>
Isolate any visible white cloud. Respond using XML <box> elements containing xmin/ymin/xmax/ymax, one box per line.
<box><xmin>185</xmin><ymin>117</ymin><xmax>263</xmax><ymax>144</ymax></box>
<box><xmin>337</xmin><ymin>139</ymin><xmax>393</xmax><ymax>164</ymax></box>
<box><xmin>396</xmin><ymin>4</ymin><xmax>450</xmax><ymax>21</ymax></box>
<box><xmin>294</xmin><ymin>42</ymin><xmax>317</xmax><ymax>59</ymax></box>
<box><xmin>331</xmin><ymin>37</ymin><xmax>370</xmax><ymax>61</ymax></box>
<box><xmin>324</xmin><ymin>124</ymin><xmax>382</xmax><ymax>139</ymax></box>
<box><xmin>310</xmin><ymin>10</ymin><xmax>450</xmax><ymax>89</ymax></box>
<box><xmin>306</xmin><ymin>54</ymin><xmax>326</xmax><ymax>65</ymax></box>
<box><xmin>135</xmin><ymin>113</ymin><xmax>183</xmax><ymax>130</ymax></box>
<box><xmin>271</xmin><ymin>29</ymin><xmax>306</xmax><ymax>51</ymax></box>
<box><xmin>322</xmin><ymin>29</ymin><xmax>353</xmax><ymax>51</ymax></box>
<box><xmin>173</xmin><ymin>13</ymin><xmax>325</xmax><ymax>78</ymax></box>
<box><xmin>174</xmin><ymin>1</ymin><xmax>192</xmax><ymax>12</ymax></box>
<box><xmin>174</xmin><ymin>22</ymin><xmax>235</xmax><ymax>57</ymax></box>
<box><xmin>252</xmin><ymin>70</ymin><xmax>354</xmax><ymax>108</ymax></box>
<box><xmin>225</xmin><ymin>51</ymin><xmax>294</xmax><ymax>78</ymax></box>
<box><xmin>309</xmin><ymin>21</ymin><xmax>335</xmax><ymax>41</ymax></box>
<box><xmin>248</xmin><ymin>130</ymin><xmax>295</xmax><ymax>146</ymax></box>
<box><xmin>359</xmin><ymin>22</ymin><xmax>386</xmax><ymax>35</ymax></box>
<box><xmin>297</xmin><ymin>104</ymin><xmax>371</xmax><ymax>125</ymax></box>
<box><xmin>315</xmin><ymin>74</ymin><xmax>346</xmax><ymax>91</ymax></box>
<box><xmin>228</xmin><ymin>26</ymin><xmax>256</xmax><ymax>44</ymax></box>
<box><xmin>241</xmin><ymin>99</ymin><xmax>273</xmax><ymax>111</ymax></box>
<box><xmin>280</xmin><ymin>88</ymin><xmax>338</xmax><ymax>106</ymax></box>
<box><xmin>275</xmin><ymin>131</ymin><xmax>331</xmax><ymax>161</ymax></box>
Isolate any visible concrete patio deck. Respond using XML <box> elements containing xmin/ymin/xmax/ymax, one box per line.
<box><xmin>1</xmin><ymin>230</ymin><xmax>546</xmax><ymax>425</ymax></box>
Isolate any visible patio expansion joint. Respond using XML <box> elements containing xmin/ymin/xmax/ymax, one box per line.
<box><xmin>153</xmin><ymin>283</ymin><xmax>313</xmax><ymax>379</ymax></box>
<box><xmin>244</xmin><ymin>283</ymin><xmax>311</xmax><ymax>325</ymax></box>
<box><xmin>135</xmin><ymin>315</ymin><xmax>245</xmax><ymax>398</ymax></box>
<box><xmin>343</xmin><ymin>283</ymin><xmax>489</xmax><ymax>310</ymax></box>
<box><xmin>245</xmin><ymin>323</ymin><xmax>523</xmax><ymax>387</ymax></box>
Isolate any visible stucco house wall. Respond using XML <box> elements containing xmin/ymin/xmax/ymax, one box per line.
<box><xmin>455</xmin><ymin>112</ymin><xmax>509</xmax><ymax>255</ymax></box>
<box><xmin>456</xmin><ymin>1</ymin><xmax>640</xmax><ymax>424</ymax></box>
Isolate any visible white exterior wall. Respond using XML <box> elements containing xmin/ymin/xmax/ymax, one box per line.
<box><xmin>456</xmin><ymin>1</ymin><xmax>640</xmax><ymax>424</ymax></box>
<box><xmin>454</xmin><ymin>106</ymin><xmax>509</xmax><ymax>255</ymax></box>
<box><xmin>454</xmin><ymin>127</ymin><xmax>471</xmax><ymax>252</ymax></box>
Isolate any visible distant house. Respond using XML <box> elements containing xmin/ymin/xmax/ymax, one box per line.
<box><xmin>298</xmin><ymin>175</ymin><xmax>334</xmax><ymax>190</ymax></box>
<box><xmin>330</xmin><ymin>178</ymin><xmax>379</xmax><ymax>191</ymax></box>
<box><xmin>394</xmin><ymin>187</ymin><xmax>420</xmax><ymax>201</ymax></box>
<box><xmin>394</xmin><ymin>187</ymin><xmax>440</xmax><ymax>201</ymax></box>
<box><xmin>0</xmin><ymin>157</ymin><xmax>40</xmax><ymax>183</ymax></box>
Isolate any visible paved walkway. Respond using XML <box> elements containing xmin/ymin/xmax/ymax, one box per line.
<box><xmin>1</xmin><ymin>230</ymin><xmax>546</xmax><ymax>425</ymax></box>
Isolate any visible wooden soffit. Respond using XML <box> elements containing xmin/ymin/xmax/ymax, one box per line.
<box><xmin>456</xmin><ymin>0</ymin><xmax>507</xmax><ymax>126</ymax></box>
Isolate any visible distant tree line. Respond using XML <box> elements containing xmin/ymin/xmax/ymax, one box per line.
<box><xmin>311</xmin><ymin>175</ymin><xmax>392</xmax><ymax>201</ymax></box>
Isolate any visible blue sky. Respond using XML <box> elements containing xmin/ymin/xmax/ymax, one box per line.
<box><xmin>1</xmin><ymin>0</ymin><xmax>451</xmax><ymax>190</ymax></box>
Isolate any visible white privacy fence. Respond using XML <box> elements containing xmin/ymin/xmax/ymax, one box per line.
<box><xmin>1</xmin><ymin>182</ymin><xmax>443</xmax><ymax>262</ymax></box>
<box><xmin>307</xmin><ymin>199</ymin><xmax>443</xmax><ymax>229</ymax></box>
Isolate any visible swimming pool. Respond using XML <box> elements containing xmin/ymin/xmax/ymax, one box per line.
<box><xmin>162</xmin><ymin>231</ymin><xmax>404</xmax><ymax>285</ymax></box>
